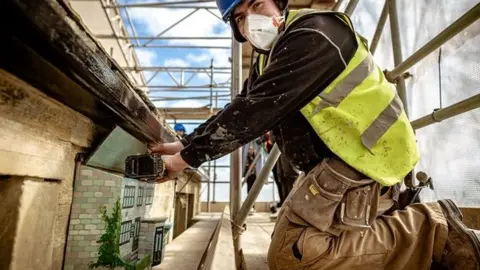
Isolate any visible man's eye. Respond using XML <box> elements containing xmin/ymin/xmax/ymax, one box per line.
<box><xmin>236</xmin><ymin>16</ymin><xmax>244</xmax><ymax>24</ymax></box>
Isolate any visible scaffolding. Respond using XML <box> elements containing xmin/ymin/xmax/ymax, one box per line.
<box><xmin>228</xmin><ymin>0</ymin><xmax>480</xmax><ymax>254</ymax></box>
<box><xmin>87</xmin><ymin>0</ymin><xmax>480</xmax><ymax>260</ymax></box>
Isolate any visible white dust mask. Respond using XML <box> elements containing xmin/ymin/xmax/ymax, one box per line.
<box><xmin>244</xmin><ymin>14</ymin><xmax>284</xmax><ymax>51</ymax></box>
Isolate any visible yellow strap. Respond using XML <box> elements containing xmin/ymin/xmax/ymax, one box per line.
<box><xmin>258</xmin><ymin>54</ymin><xmax>266</xmax><ymax>75</ymax></box>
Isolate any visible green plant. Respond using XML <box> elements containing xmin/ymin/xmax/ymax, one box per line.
<box><xmin>89</xmin><ymin>197</ymin><xmax>131</xmax><ymax>270</ymax></box>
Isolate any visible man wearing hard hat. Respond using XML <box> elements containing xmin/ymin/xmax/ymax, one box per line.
<box><xmin>150</xmin><ymin>0</ymin><xmax>480</xmax><ymax>268</ymax></box>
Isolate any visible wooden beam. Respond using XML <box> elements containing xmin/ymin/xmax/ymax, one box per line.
<box><xmin>158</xmin><ymin>107</ymin><xmax>222</xmax><ymax>120</ymax></box>
<box><xmin>0</xmin><ymin>0</ymin><xmax>176</xmax><ymax>144</ymax></box>
<box><xmin>199</xmin><ymin>206</ymin><xmax>236</xmax><ymax>270</ymax></box>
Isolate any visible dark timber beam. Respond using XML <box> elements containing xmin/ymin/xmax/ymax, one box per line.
<box><xmin>0</xmin><ymin>0</ymin><xmax>176</xmax><ymax>144</ymax></box>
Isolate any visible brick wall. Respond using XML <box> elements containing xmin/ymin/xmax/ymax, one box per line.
<box><xmin>64</xmin><ymin>166</ymin><xmax>123</xmax><ymax>270</ymax></box>
<box><xmin>64</xmin><ymin>165</ymin><xmax>200</xmax><ymax>269</ymax></box>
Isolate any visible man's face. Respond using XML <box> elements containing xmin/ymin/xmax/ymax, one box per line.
<box><xmin>176</xmin><ymin>130</ymin><xmax>185</xmax><ymax>137</ymax></box>
<box><xmin>232</xmin><ymin>0</ymin><xmax>282</xmax><ymax>39</ymax></box>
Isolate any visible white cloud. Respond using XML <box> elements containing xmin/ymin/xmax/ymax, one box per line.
<box><xmin>129</xmin><ymin>6</ymin><xmax>233</xmax><ymax>83</ymax></box>
<box><xmin>135</xmin><ymin>48</ymin><xmax>156</xmax><ymax>66</ymax></box>
<box><xmin>163</xmin><ymin>58</ymin><xmax>190</xmax><ymax>67</ymax></box>
<box><xmin>129</xmin><ymin>8</ymin><xmax>231</xmax><ymax>46</ymax></box>
<box><xmin>170</xmin><ymin>100</ymin><xmax>204</xmax><ymax>108</ymax></box>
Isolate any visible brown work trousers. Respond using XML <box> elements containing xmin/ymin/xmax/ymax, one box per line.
<box><xmin>267</xmin><ymin>158</ymin><xmax>448</xmax><ymax>270</ymax></box>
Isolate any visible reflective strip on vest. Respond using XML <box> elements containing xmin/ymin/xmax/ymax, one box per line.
<box><xmin>310</xmin><ymin>53</ymin><xmax>404</xmax><ymax>151</ymax></box>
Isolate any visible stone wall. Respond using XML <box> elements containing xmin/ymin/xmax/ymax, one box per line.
<box><xmin>0</xmin><ymin>70</ymin><xmax>102</xmax><ymax>270</ymax></box>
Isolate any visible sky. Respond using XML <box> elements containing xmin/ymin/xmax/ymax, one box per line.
<box><xmin>117</xmin><ymin>0</ymin><xmax>279</xmax><ymax>202</ymax></box>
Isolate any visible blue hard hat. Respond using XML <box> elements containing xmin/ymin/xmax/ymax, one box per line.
<box><xmin>174</xmin><ymin>123</ymin><xmax>186</xmax><ymax>132</ymax></box>
<box><xmin>216</xmin><ymin>0</ymin><xmax>243</xmax><ymax>22</ymax></box>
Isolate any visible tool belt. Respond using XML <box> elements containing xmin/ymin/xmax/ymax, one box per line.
<box><xmin>287</xmin><ymin>157</ymin><xmax>399</xmax><ymax>232</ymax></box>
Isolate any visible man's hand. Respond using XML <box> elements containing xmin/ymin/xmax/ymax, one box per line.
<box><xmin>156</xmin><ymin>153</ymin><xmax>189</xmax><ymax>183</ymax></box>
<box><xmin>148</xmin><ymin>141</ymin><xmax>184</xmax><ymax>155</ymax></box>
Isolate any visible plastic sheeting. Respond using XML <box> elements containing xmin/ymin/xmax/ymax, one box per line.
<box><xmin>350</xmin><ymin>0</ymin><xmax>480</xmax><ymax>207</ymax></box>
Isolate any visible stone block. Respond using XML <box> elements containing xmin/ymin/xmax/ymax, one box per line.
<box><xmin>78</xmin><ymin>240</ymin><xmax>90</xmax><ymax>247</ymax></box>
<box><xmin>67</xmin><ymin>251</ymin><xmax>78</xmax><ymax>258</ymax></box>
<box><xmin>94</xmin><ymin>192</ymin><xmax>103</xmax><ymax>198</ymax></box>
<box><xmin>78</xmin><ymin>252</ymin><xmax>89</xmax><ymax>258</ymax></box>
<box><xmin>91</xmin><ymin>229</ymin><xmax>101</xmax><ymax>234</ymax></box>
<box><xmin>73</xmin><ymin>235</ymin><xmax>84</xmax><ymax>241</ymax></box>
<box><xmin>81</xmin><ymin>219</ymin><xmax>92</xmax><ymax>225</ymax></box>
<box><xmin>73</xmin><ymin>192</ymin><xmax>82</xmax><ymax>198</ymax></box>
<box><xmin>93</xmin><ymin>180</ymin><xmax>104</xmax><ymax>186</ymax></box>
<box><xmin>81</xmin><ymin>204</ymin><xmax>92</xmax><ymax>209</ymax></box>
<box><xmin>100</xmin><ymin>187</ymin><xmax>110</xmax><ymax>192</ymax></box>
<box><xmin>79</xmin><ymin>230</ymin><xmax>90</xmax><ymax>235</ymax></box>
<box><xmin>85</xmin><ymin>224</ymin><xmax>96</xmax><ymax>230</ymax></box>
<box><xmin>72</xmin><ymin>246</ymin><xmax>84</xmax><ymax>252</ymax></box>
<box><xmin>76</xmin><ymin>186</ymin><xmax>88</xmax><ymax>192</ymax></box>
<box><xmin>74</xmin><ymin>224</ymin><xmax>84</xmax><ymax>230</ymax></box>
<box><xmin>104</xmin><ymin>180</ymin><xmax>115</xmax><ymax>187</ymax></box>
<box><xmin>85</xmin><ymin>245</ymin><xmax>98</xmax><ymax>252</ymax></box>
<box><xmin>70</xmin><ymin>230</ymin><xmax>79</xmax><ymax>235</ymax></box>
<box><xmin>91</xmin><ymin>219</ymin><xmax>101</xmax><ymax>224</ymax></box>
<box><xmin>82</xmin><ymin>180</ymin><xmax>93</xmax><ymax>186</ymax></box>
<box><xmin>83</xmin><ymin>192</ymin><xmax>93</xmax><ymax>198</ymax></box>
<box><xmin>71</xmin><ymin>203</ymin><xmax>81</xmax><ymax>209</ymax></box>
<box><xmin>81</xmin><ymin>170</ymin><xmax>93</xmax><ymax>176</ymax></box>
<box><xmin>87</xmin><ymin>198</ymin><xmax>97</xmax><ymax>203</ymax></box>
<box><xmin>70</xmin><ymin>219</ymin><xmax>80</xmax><ymax>225</ymax></box>
<box><xmin>86</xmin><ymin>209</ymin><xmax>97</xmax><ymax>214</ymax></box>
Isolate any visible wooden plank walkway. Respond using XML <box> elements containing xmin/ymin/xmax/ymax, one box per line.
<box><xmin>241</xmin><ymin>213</ymin><xmax>275</xmax><ymax>270</ymax></box>
<box><xmin>154</xmin><ymin>213</ymin><xmax>220</xmax><ymax>270</ymax></box>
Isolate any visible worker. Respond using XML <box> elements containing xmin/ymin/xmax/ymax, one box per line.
<box><xmin>173</xmin><ymin>123</ymin><xmax>186</xmax><ymax>138</ymax></box>
<box><xmin>264</xmin><ymin>131</ymin><xmax>298</xmax><ymax>210</ymax></box>
<box><xmin>244</xmin><ymin>144</ymin><xmax>258</xmax><ymax>214</ymax></box>
<box><xmin>149</xmin><ymin>0</ymin><xmax>480</xmax><ymax>268</ymax></box>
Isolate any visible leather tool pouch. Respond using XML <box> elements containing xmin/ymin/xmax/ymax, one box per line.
<box><xmin>334</xmin><ymin>180</ymin><xmax>380</xmax><ymax>231</ymax></box>
<box><xmin>288</xmin><ymin>159</ymin><xmax>380</xmax><ymax>232</ymax></box>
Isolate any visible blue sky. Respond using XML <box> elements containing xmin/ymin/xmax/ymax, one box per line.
<box><xmin>118</xmin><ymin>0</ymin><xmax>233</xmax><ymax>135</ymax></box>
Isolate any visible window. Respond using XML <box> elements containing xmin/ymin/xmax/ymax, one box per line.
<box><xmin>145</xmin><ymin>187</ymin><xmax>154</xmax><ymax>205</ymax></box>
<box><xmin>120</xmin><ymin>220</ymin><xmax>131</xmax><ymax>245</ymax></box>
<box><xmin>137</xmin><ymin>187</ymin><xmax>144</xmax><ymax>206</ymax></box>
<box><xmin>132</xmin><ymin>218</ymin><xmax>141</xmax><ymax>251</ymax></box>
<box><xmin>122</xmin><ymin>185</ymin><xmax>136</xmax><ymax>208</ymax></box>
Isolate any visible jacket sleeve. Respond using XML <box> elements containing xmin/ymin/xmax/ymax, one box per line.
<box><xmin>180</xmin><ymin>77</ymin><xmax>251</xmax><ymax>146</ymax></box>
<box><xmin>180</xmin><ymin>16</ymin><xmax>356</xmax><ymax>168</ymax></box>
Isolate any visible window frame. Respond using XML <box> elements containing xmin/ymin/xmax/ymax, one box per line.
<box><xmin>119</xmin><ymin>220</ymin><xmax>132</xmax><ymax>246</ymax></box>
<box><xmin>137</xmin><ymin>186</ymin><xmax>144</xmax><ymax>206</ymax></box>
<box><xmin>145</xmin><ymin>186</ymin><xmax>154</xmax><ymax>205</ymax></box>
<box><xmin>122</xmin><ymin>185</ymin><xmax>136</xmax><ymax>209</ymax></box>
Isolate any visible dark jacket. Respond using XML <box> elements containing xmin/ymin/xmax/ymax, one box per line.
<box><xmin>180</xmin><ymin>12</ymin><xmax>358</xmax><ymax>173</ymax></box>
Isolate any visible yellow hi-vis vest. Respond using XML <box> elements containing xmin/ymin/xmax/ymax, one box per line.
<box><xmin>258</xmin><ymin>9</ymin><xmax>420</xmax><ymax>186</ymax></box>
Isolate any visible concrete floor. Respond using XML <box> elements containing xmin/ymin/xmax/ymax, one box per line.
<box><xmin>241</xmin><ymin>213</ymin><xmax>275</xmax><ymax>270</ymax></box>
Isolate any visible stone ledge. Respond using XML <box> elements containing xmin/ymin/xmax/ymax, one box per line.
<box><xmin>141</xmin><ymin>217</ymin><xmax>168</xmax><ymax>224</ymax></box>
